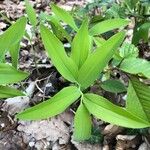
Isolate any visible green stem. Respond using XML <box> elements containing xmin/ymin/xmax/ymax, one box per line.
<box><xmin>0</xmin><ymin>12</ymin><xmax>12</xmax><ymax>24</ymax></box>
<box><xmin>29</xmin><ymin>27</ymin><xmax>40</xmax><ymax>75</ymax></box>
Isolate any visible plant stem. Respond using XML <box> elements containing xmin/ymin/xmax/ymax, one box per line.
<box><xmin>0</xmin><ymin>12</ymin><xmax>12</xmax><ymax>24</ymax></box>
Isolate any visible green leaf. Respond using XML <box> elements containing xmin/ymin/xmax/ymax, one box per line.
<box><xmin>0</xmin><ymin>85</ymin><xmax>25</xmax><ymax>98</ymax></box>
<box><xmin>74</xmin><ymin>102</ymin><xmax>92</xmax><ymax>141</ymax></box>
<box><xmin>120</xmin><ymin>58</ymin><xmax>150</xmax><ymax>78</ymax></box>
<box><xmin>25</xmin><ymin>0</ymin><xmax>37</xmax><ymax>27</ymax></box>
<box><xmin>101</xmin><ymin>79</ymin><xmax>127</xmax><ymax>93</ymax></box>
<box><xmin>93</xmin><ymin>37</ymin><xmax>106</xmax><ymax>47</ymax></box>
<box><xmin>132</xmin><ymin>22</ymin><xmax>150</xmax><ymax>45</ymax></box>
<box><xmin>83</xmin><ymin>93</ymin><xmax>150</xmax><ymax>128</ymax></box>
<box><xmin>49</xmin><ymin>15</ymin><xmax>72</xmax><ymax>43</ymax></box>
<box><xmin>124</xmin><ymin>0</ymin><xmax>139</xmax><ymax>10</ymax></box>
<box><xmin>105</xmin><ymin>4</ymin><xmax>126</xmax><ymax>19</ymax></box>
<box><xmin>126</xmin><ymin>77</ymin><xmax>150</xmax><ymax>122</ymax></box>
<box><xmin>51</xmin><ymin>4</ymin><xmax>78</xmax><ymax>31</ymax></box>
<box><xmin>40</xmin><ymin>24</ymin><xmax>78</xmax><ymax>82</ymax></box>
<box><xmin>9</xmin><ymin>42</ymin><xmax>20</xmax><ymax>68</ymax></box>
<box><xmin>71</xmin><ymin>19</ymin><xmax>91</xmax><ymax>68</ymax></box>
<box><xmin>119</xmin><ymin>42</ymin><xmax>139</xmax><ymax>58</ymax></box>
<box><xmin>0</xmin><ymin>63</ymin><xmax>28</xmax><ymax>84</ymax></box>
<box><xmin>0</xmin><ymin>17</ymin><xmax>26</xmax><ymax>61</ymax></box>
<box><xmin>89</xmin><ymin>19</ymin><xmax>129</xmax><ymax>36</ymax></box>
<box><xmin>17</xmin><ymin>86</ymin><xmax>81</xmax><ymax>120</ymax></box>
<box><xmin>78</xmin><ymin>31</ymin><xmax>125</xmax><ymax>89</ymax></box>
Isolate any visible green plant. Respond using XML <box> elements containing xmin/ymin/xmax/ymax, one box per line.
<box><xmin>38</xmin><ymin>4</ymin><xmax>129</xmax><ymax>43</ymax></box>
<box><xmin>0</xmin><ymin>17</ymin><xmax>29</xmax><ymax>98</ymax></box>
<box><xmin>25</xmin><ymin>0</ymin><xmax>37</xmax><ymax>27</ymax></box>
<box><xmin>0</xmin><ymin>17</ymin><xmax>26</xmax><ymax>66</ymax></box>
<box><xmin>100</xmin><ymin>79</ymin><xmax>127</xmax><ymax>93</ymax></box>
<box><xmin>122</xmin><ymin>0</ymin><xmax>150</xmax><ymax>45</ymax></box>
<box><xmin>105</xmin><ymin>0</ymin><xmax>150</xmax><ymax>45</ymax></box>
<box><xmin>112</xmin><ymin>42</ymin><xmax>150</xmax><ymax>78</ymax></box>
<box><xmin>16</xmin><ymin>4</ymin><xmax>150</xmax><ymax>141</ymax></box>
<box><xmin>75</xmin><ymin>0</ymin><xmax>149</xmax><ymax>45</ymax></box>
<box><xmin>0</xmin><ymin>64</ymin><xmax>28</xmax><ymax>98</ymax></box>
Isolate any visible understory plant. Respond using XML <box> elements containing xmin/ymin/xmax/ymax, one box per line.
<box><xmin>16</xmin><ymin>4</ymin><xmax>150</xmax><ymax>141</ymax></box>
<box><xmin>0</xmin><ymin>17</ymin><xmax>28</xmax><ymax>98</ymax></box>
<box><xmin>17</xmin><ymin>4</ymin><xmax>150</xmax><ymax>141</ymax></box>
<box><xmin>73</xmin><ymin>0</ymin><xmax>150</xmax><ymax>45</ymax></box>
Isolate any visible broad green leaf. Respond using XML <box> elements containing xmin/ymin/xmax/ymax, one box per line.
<box><xmin>78</xmin><ymin>31</ymin><xmax>125</xmax><ymax>89</ymax></box>
<box><xmin>120</xmin><ymin>58</ymin><xmax>150</xmax><ymax>78</ymax></box>
<box><xmin>0</xmin><ymin>85</ymin><xmax>25</xmax><ymax>98</ymax></box>
<box><xmin>132</xmin><ymin>22</ymin><xmax>150</xmax><ymax>45</ymax></box>
<box><xmin>0</xmin><ymin>17</ymin><xmax>26</xmax><ymax>61</ymax></box>
<box><xmin>0</xmin><ymin>63</ymin><xmax>28</xmax><ymax>84</ymax></box>
<box><xmin>51</xmin><ymin>4</ymin><xmax>78</xmax><ymax>31</ymax></box>
<box><xmin>9</xmin><ymin>42</ymin><xmax>20</xmax><ymax>68</ymax></box>
<box><xmin>89</xmin><ymin>19</ymin><xmax>129</xmax><ymax>36</ymax></box>
<box><xmin>101</xmin><ymin>79</ymin><xmax>127</xmax><ymax>93</ymax></box>
<box><xmin>25</xmin><ymin>0</ymin><xmax>37</xmax><ymax>27</ymax></box>
<box><xmin>17</xmin><ymin>86</ymin><xmax>81</xmax><ymax>120</ymax></box>
<box><xmin>83</xmin><ymin>93</ymin><xmax>150</xmax><ymax>128</ymax></box>
<box><xmin>74</xmin><ymin>102</ymin><xmax>92</xmax><ymax>141</ymax></box>
<box><xmin>40</xmin><ymin>25</ymin><xmax>78</xmax><ymax>82</ymax></box>
<box><xmin>126</xmin><ymin>77</ymin><xmax>150</xmax><ymax>122</ymax></box>
<box><xmin>71</xmin><ymin>19</ymin><xmax>90</xmax><ymax>68</ymax></box>
<box><xmin>119</xmin><ymin>42</ymin><xmax>139</xmax><ymax>58</ymax></box>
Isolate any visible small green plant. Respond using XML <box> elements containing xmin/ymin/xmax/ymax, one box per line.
<box><xmin>74</xmin><ymin>0</ymin><xmax>149</xmax><ymax>45</ymax></box>
<box><xmin>16</xmin><ymin>4</ymin><xmax>150</xmax><ymax>141</ymax></box>
<box><xmin>112</xmin><ymin>42</ymin><xmax>150</xmax><ymax>78</ymax></box>
<box><xmin>116</xmin><ymin>0</ymin><xmax>150</xmax><ymax>45</ymax></box>
<box><xmin>0</xmin><ymin>64</ymin><xmax>28</xmax><ymax>98</ymax></box>
<box><xmin>0</xmin><ymin>17</ymin><xmax>29</xmax><ymax>98</ymax></box>
<box><xmin>103</xmin><ymin>0</ymin><xmax>150</xmax><ymax>45</ymax></box>
<box><xmin>0</xmin><ymin>17</ymin><xmax>26</xmax><ymax>66</ymax></box>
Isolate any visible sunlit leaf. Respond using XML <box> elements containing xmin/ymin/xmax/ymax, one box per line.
<box><xmin>71</xmin><ymin>19</ymin><xmax>91</xmax><ymax>68</ymax></box>
<box><xmin>83</xmin><ymin>93</ymin><xmax>150</xmax><ymax>128</ymax></box>
<box><xmin>126</xmin><ymin>77</ymin><xmax>150</xmax><ymax>122</ymax></box>
<box><xmin>89</xmin><ymin>19</ymin><xmax>129</xmax><ymax>36</ymax></box>
<box><xmin>0</xmin><ymin>63</ymin><xmax>28</xmax><ymax>84</ymax></box>
<box><xmin>25</xmin><ymin>0</ymin><xmax>37</xmax><ymax>27</ymax></box>
<box><xmin>40</xmin><ymin>24</ymin><xmax>78</xmax><ymax>82</ymax></box>
<box><xmin>120</xmin><ymin>58</ymin><xmax>150</xmax><ymax>78</ymax></box>
<box><xmin>17</xmin><ymin>86</ymin><xmax>81</xmax><ymax>120</ymax></box>
<box><xmin>0</xmin><ymin>17</ymin><xmax>26</xmax><ymax>61</ymax></box>
<box><xmin>78</xmin><ymin>31</ymin><xmax>125</xmax><ymax>89</ymax></box>
<box><xmin>74</xmin><ymin>102</ymin><xmax>92</xmax><ymax>141</ymax></box>
<box><xmin>0</xmin><ymin>85</ymin><xmax>25</xmax><ymax>98</ymax></box>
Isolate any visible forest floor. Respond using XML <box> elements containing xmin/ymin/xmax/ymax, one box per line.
<box><xmin>0</xmin><ymin>0</ymin><xmax>150</xmax><ymax>150</ymax></box>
